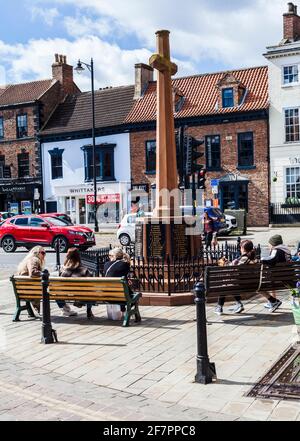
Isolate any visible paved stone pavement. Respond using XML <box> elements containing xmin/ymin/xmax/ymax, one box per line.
<box><xmin>1</xmin><ymin>273</ymin><xmax>300</xmax><ymax>421</ymax></box>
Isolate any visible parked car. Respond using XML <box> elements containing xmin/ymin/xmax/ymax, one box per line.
<box><xmin>181</xmin><ymin>206</ymin><xmax>237</xmax><ymax>235</ymax></box>
<box><xmin>204</xmin><ymin>208</ymin><xmax>237</xmax><ymax>235</ymax></box>
<box><xmin>0</xmin><ymin>215</ymin><xmax>95</xmax><ymax>253</ymax></box>
<box><xmin>0</xmin><ymin>212</ymin><xmax>15</xmax><ymax>222</ymax></box>
<box><xmin>117</xmin><ymin>213</ymin><xmax>152</xmax><ymax>246</ymax></box>
<box><xmin>40</xmin><ymin>213</ymin><xmax>73</xmax><ymax>225</ymax></box>
<box><xmin>117</xmin><ymin>209</ymin><xmax>237</xmax><ymax>246</ymax></box>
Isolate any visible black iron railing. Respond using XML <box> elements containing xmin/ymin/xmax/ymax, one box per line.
<box><xmin>270</xmin><ymin>203</ymin><xmax>300</xmax><ymax>224</ymax></box>
<box><xmin>78</xmin><ymin>239</ymin><xmax>261</xmax><ymax>294</ymax></box>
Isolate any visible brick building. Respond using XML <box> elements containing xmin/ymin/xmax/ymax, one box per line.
<box><xmin>0</xmin><ymin>55</ymin><xmax>79</xmax><ymax>214</ymax></box>
<box><xmin>125</xmin><ymin>64</ymin><xmax>270</xmax><ymax>226</ymax></box>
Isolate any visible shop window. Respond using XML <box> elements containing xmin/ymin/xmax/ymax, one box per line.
<box><xmin>283</xmin><ymin>65</ymin><xmax>299</xmax><ymax>85</ymax></box>
<box><xmin>285</xmin><ymin>108</ymin><xmax>300</xmax><ymax>142</ymax></box>
<box><xmin>0</xmin><ymin>117</ymin><xmax>4</xmax><ymax>139</ymax></box>
<box><xmin>206</xmin><ymin>135</ymin><xmax>221</xmax><ymax>170</ymax></box>
<box><xmin>18</xmin><ymin>152</ymin><xmax>30</xmax><ymax>178</ymax></box>
<box><xmin>146</xmin><ymin>140</ymin><xmax>156</xmax><ymax>173</ymax></box>
<box><xmin>82</xmin><ymin>144</ymin><xmax>116</xmax><ymax>182</ymax></box>
<box><xmin>222</xmin><ymin>88</ymin><xmax>234</xmax><ymax>108</ymax></box>
<box><xmin>286</xmin><ymin>167</ymin><xmax>300</xmax><ymax>203</ymax></box>
<box><xmin>16</xmin><ymin>114</ymin><xmax>28</xmax><ymax>138</ymax></box>
<box><xmin>49</xmin><ymin>148</ymin><xmax>64</xmax><ymax>180</ymax></box>
<box><xmin>220</xmin><ymin>182</ymin><xmax>248</xmax><ymax>212</ymax></box>
<box><xmin>238</xmin><ymin>132</ymin><xmax>254</xmax><ymax>168</ymax></box>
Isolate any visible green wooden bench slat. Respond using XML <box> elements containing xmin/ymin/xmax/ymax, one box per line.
<box><xmin>10</xmin><ymin>275</ymin><xmax>142</xmax><ymax>327</ymax></box>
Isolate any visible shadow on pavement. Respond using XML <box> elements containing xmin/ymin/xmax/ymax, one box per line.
<box><xmin>208</xmin><ymin>311</ymin><xmax>293</xmax><ymax>327</ymax></box>
<box><xmin>51</xmin><ymin>315</ymin><xmax>193</xmax><ymax>330</ymax></box>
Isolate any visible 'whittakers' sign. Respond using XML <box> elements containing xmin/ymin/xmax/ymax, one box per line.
<box><xmin>86</xmin><ymin>194</ymin><xmax>120</xmax><ymax>205</ymax></box>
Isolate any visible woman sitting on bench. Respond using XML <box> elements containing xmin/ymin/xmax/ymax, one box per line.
<box><xmin>215</xmin><ymin>240</ymin><xmax>257</xmax><ymax>315</ymax></box>
<box><xmin>59</xmin><ymin>248</ymin><xmax>93</xmax><ymax>318</ymax></box>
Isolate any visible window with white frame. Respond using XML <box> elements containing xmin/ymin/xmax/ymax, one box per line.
<box><xmin>285</xmin><ymin>108</ymin><xmax>300</xmax><ymax>142</ymax></box>
<box><xmin>286</xmin><ymin>167</ymin><xmax>300</xmax><ymax>202</ymax></box>
<box><xmin>283</xmin><ymin>65</ymin><xmax>299</xmax><ymax>85</ymax></box>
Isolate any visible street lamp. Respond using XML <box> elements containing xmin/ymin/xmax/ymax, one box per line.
<box><xmin>74</xmin><ymin>58</ymin><xmax>99</xmax><ymax>233</ymax></box>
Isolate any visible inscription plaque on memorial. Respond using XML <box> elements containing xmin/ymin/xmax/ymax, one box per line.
<box><xmin>146</xmin><ymin>223</ymin><xmax>166</xmax><ymax>258</ymax></box>
<box><xmin>135</xmin><ymin>223</ymin><xmax>144</xmax><ymax>258</ymax></box>
<box><xmin>171</xmin><ymin>223</ymin><xmax>191</xmax><ymax>258</ymax></box>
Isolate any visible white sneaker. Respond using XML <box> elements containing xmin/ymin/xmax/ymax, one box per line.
<box><xmin>61</xmin><ymin>305</ymin><xmax>78</xmax><ymax>317</ymax></box>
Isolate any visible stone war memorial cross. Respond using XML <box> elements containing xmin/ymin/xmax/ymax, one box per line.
<box><xmin>135</xmin><ymin>30</ymin><xmax>201</xmax><ymax>263</ymax></box>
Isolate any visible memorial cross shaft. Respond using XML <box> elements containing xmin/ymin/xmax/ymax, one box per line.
<box><xmin>149</xmin><ymin>30</ymin><xmax>178</xmax><ymax>217</ymax></box>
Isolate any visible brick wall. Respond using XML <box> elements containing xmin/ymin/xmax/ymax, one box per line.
<box><xmin>0</xmin><ymin>105</ymin><xmax>37</xmax><ymax>178</ymax></box>
<box><xmin>130</xmin><ymin>119</ymin><xmax>269</xmax><ymax>226</ymax></box>
<box><xmin>283</xmin><ymin>10</ymin><xmax>300</xmax><ymax>41</ymax></box>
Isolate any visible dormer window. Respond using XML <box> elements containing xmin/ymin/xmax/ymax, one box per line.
<box><xmin>222</xmin><ymin>88</ymin><xmax>234</xmax><ymax>108</ymax></box>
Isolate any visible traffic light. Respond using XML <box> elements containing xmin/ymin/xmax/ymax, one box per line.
<box><xmin>198</xmin><ymin>169</ymin><xmax>207</xmax><ymax>190</ymax></box>
<box><xmin>185</xmin><ymin>136</ymin><xmax>204</xmax><ymax>176</ymax></box>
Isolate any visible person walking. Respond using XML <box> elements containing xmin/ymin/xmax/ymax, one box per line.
<box><xmin>203</xmin><ymin>211</ymin><xmax>217</xmax><ymax>249</ymax></box>
<box><xmin>59</xmin><ymin>248</ymin><xmax>92</xmax><ymax>318</ymax></box>
<box><xmin>215</xmin><ymin>240</ymin><xmax>257</xmax><ymax>315</ymax></box>
<box><xmin>17</xmin><ymin>246</ymin><xmax>46</xmax><ymax>316</ymax></box>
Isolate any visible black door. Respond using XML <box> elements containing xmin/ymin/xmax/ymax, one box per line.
<box><xmin>220</xmin><ymin>182</ymin><xmax>248</xmax><ymax>211</ymax></box>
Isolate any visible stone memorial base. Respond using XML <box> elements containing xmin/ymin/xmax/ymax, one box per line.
<box><xmin>135</xmin><ymin>216</ymin><xmax>202</xmax><ymax>261</ymax></box>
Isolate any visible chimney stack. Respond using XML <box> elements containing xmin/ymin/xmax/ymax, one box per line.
<box><xmin>134</xmin><ymin>63</ymin><xmax>154</xmax><ymax>99</ymax></box>
<box><xmin>52</xmin><ymin>54</ymin><xmax>76</xmax><ymax>96</ymax></box>
<box><xmin>283</xmin><ymin>3</ymin><xmax>300</xmax><ymax>42</ymax></box>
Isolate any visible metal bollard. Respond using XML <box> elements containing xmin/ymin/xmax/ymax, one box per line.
<box><xmin>41</xmin><ymin>270</ymin><xmax>58</xmax><ymax>344</ymax></box>
<box><xmin>55</xmin><ymin>241</ymin><xmax>61</xmax><ymax>272</ymax></box>
<box><xmin>194</xmin><ymin>282</ymin><xmax>216</xmax><ymax>384</ymax></box>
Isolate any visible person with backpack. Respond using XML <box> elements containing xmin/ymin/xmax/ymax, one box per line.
<box><xmin>203</xmin><ymin>211</ymin><xmax>217</xmax><ymax>249</ymax></box>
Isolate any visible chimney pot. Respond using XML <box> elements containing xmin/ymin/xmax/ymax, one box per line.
<box><xmin>134</xmin><ymin>63</ymin><xmax>154</xmax><ymax>99</ymax></box>
<box><xmin>283</xmin><ymin>3</ymin><xmax>300</xmax><ymax>41</ymax></box>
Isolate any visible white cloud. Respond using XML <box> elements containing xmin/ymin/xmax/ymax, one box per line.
<box><xmin>46</xmin><ymin>0</ymin><xmax>285</xmax><ymax>68</ymax></box>
<box><xmin>0</xmin><ymin>0</ymin><xmax>290</xmax><ymax>89</ymax></box>
<box><xmin>31</xmin><ymin>6</ymin><xmax>60</xmax><ymax>26</ymax></box>
<box><xmin>0</xmin><ymin>36</ymin><xmax>155</xmax><ymax>90</ymax></box>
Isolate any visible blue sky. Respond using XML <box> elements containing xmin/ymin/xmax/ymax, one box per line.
<box><xmin>0</xmin><ymin>0</ymin><xmax>286</xmax><ymax>90</ymax></box>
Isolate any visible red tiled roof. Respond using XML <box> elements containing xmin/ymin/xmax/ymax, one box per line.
<box><xmin>41</xmin><ymin>85</ymin><xmax>135</xmax><ymax>135</ymax></box>
<box><xmin>0</xmin><ymin>79</ymin><xmax>56</xmax><ymax>106</ymax></box>
<box><xmin>125</xmin><ymin>66</ymin><xmax>268</xmax><ymax>124</ymax></box>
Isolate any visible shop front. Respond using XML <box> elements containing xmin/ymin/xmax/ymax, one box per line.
<box><xmin>0</xmin><ymin>181</ymin><xmax>42</xmax><ymax>215</ymax></box>
<box><xmin>48</xmin><ymin>182</ymin><xmax>130</xmax><ymax>227</ymax></box>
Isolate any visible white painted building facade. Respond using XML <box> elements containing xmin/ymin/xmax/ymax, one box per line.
<box><xmin>265</xmin><ymin>4</ymin><xmax>300</xmax><ymax>208</ymax></box>
<box><xmin>42</xmin><ymin>133</ymin><xmax>131</xmax><ymax>227</ymax></box>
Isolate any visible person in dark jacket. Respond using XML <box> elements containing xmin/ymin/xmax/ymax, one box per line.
<box><xmin>104</xmin><ymin>248</ymin><xmax>131</xmax><ymax>315</ymax></box>
<box><xmin>215</xmin><ymin>240</ymin><xmax>257</xmax><ymax>315</ymax></box>
<box><xmin>103</xmin><ymin>248</ymin><xmax>131</xmax><ymax>278</ymax></box>
<box><xmin>260</xmin><ymin>235</ymin><xmax>291</xmax><ymax>311</ymax></box>
<box><xmin>59</xmin><ymin>248</ymin><xmax>93</xmax><ymax>318</ymax></box>
<box><xmin>203</xmin><ymin>212</ymin><xmax>217</xmax><ymax>249</ymax></box>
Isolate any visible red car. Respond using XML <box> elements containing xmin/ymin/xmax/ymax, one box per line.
<box><xmin>40</xmin><ymin>213</ymin><xmax>73</xmax><ymax>225</ymax></box>
<box><xmin>0</xmin><ymin>215</ymin><xmax>96</xmax><ymax>253</ymax></box>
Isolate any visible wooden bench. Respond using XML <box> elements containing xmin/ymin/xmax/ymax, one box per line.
<box><xmin>10</xmin><ymin>276</ymin><xmax>142</xmax><ymax>327</ymax></box>
<box><xmin>204</xmin><ymin>262</ymin><xmax>300</xmax><ymax>301</ymax></box>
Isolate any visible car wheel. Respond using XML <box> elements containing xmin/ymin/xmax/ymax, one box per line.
<box><xmin>2</xmin><ymin>236</ymin><xmax>17</xmax><ymax>253</ymax></box>
<box><xmin>53</xmin><ymin>236</ymin><xmax>69</xmax><ymax>253</ymax></box>
<box><xmin>119</xmin><ymin>234</ymin><xmax>131</xmax><ymax>246</ymax></box>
